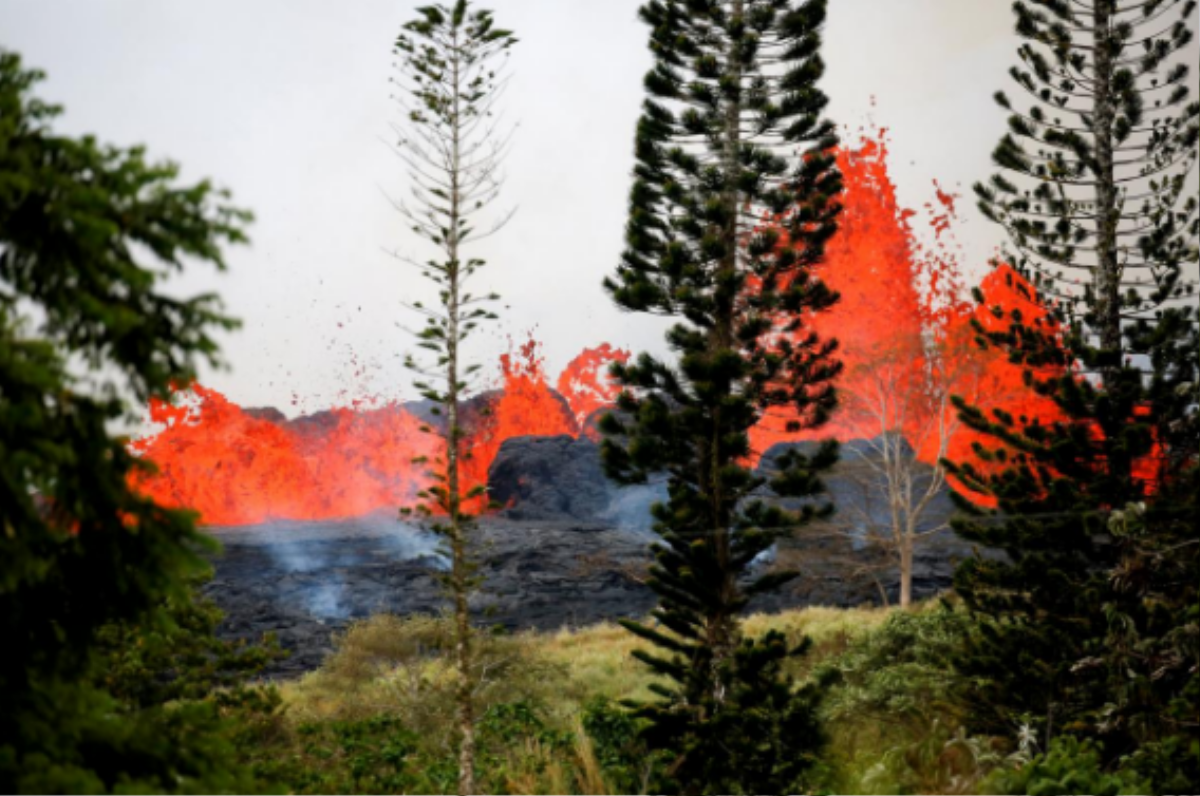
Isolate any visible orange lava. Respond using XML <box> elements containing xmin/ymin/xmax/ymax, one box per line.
<box><xmin>133</xmin><ymin>130</ymin><xmax>1079</xmax><ymax>526</ymax></box>
<box><xmin>556</xmin><ymin>344</ymin><xmax>632</xmax><ymax>433</ymax></box>
<box><xmin>456</xmin><ymin>336</ymin><xmax>580</xmax><ymax>506</ymax></box>
<box><xmin>747</xmin><ymin>128</ymin><xmax>1066</xmax><ymax>506</ymax></box>
<box><xmin>749</xmin><ymin>130</ymin><xmax>934</xmax><ymax>458</ymax></box>
<box><xmin>131</xmin><ymin>384</ymin><xmax>437</xmax><ymax>526</ymax></box>
<box><xmin>135</xmin><ymin>337</ymin><xmax>589</xmax><ymax>526</ymax></box>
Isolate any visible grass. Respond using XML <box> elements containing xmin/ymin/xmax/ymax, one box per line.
<box><xmin>235</xmin><ymin>602</ymin><xmax>989</xmax><ymax>794</ymax></box>
<box><xmin>534</xmin><ymin>605</ymin><xmax>891</xmax><ymax>705</ymax></box>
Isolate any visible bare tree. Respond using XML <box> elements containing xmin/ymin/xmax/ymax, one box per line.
<box><xmin>839</xmin><ymin>332</ymin><xmax>985</xmax><ymax>608</ymax></box>
<box><xmin>388</xmin><ymin>4</ymin><xmax>516</xmax><ymax>793</ymax></box>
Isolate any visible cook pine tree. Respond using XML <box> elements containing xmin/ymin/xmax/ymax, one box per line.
<box><xmin>389</xmin><ymin>3</ymin><xmax>516</xmax><ymax>795</ymax></box>
<box><xmin>945</xmin><ymin>0</ymin><xmax>1198</xmax><ymax>785</ymax></box>
<box><xmin>601</xmin><ymin>1</ymin><xmax>843</xmax><ymax>791</ymax></box>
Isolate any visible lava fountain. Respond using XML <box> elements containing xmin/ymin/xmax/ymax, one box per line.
<box><xmin>747</xmin><ymin>127</ymin><xmax>1065</xmax><ymax>494</ymax></box>
<box><xmin>133</xmin><ymin>341</ymin><xmax>632</xmax><ymax>526</ymax></box>
<box><xmin>131</xmin><ymin>385</ymin><xmax>438</xmax><ymax>526</ymax></box>
<box><xmin>134</xmin><ymin>128</ymin><xmax>1069</xmax><ymax>525</ymax></box>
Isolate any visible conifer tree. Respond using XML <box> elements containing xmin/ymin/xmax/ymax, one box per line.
<box><xmin>601</xmin><ymin>1</ymin><xmax>842</xmax><ymax>791</ymax></box>
<box><xmin>0</xmin><ymin>50</ymin><xmax>254</xmax><ymax>792</ymax></box>
<box><xmin>389</xmin><ymin>4</ymin><xmax>515</xmax><ymax>794</ymax></box>
<box><xmin>945</xmin><ymin>1</ymin><xmax>1198</xmax><ymax>785</ymax></box>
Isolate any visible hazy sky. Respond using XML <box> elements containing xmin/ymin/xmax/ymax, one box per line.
<box><xmin>2</xmin><ymin>1</ymin><xmax>1041</xmax><ymax>413</ymax></box>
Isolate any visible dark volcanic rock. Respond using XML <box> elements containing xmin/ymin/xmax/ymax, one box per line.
<box><xmin>205</xmin><ymin>514</ymin><xmax>655</xmax><ymax>678</ymax></box>
<box><xmin>485</xmin><ymin>432</ymin><xmax>975</xmax><ymax>605</ymax></box>
<box><xmin>754</xmin><ymin>436</ymin><xmax>975</xmax><ymax>606</ymax></box>
<box><xmin>489</xmin><ymin>435</ymin><xmax>611</xmax><ymax>521</ymax></box>
<box><xmin>206</xmin><ymin>433</ymin><xmax>982</xmax><ymax>679</ymax></box>
<box><xmin>243</xmin><ymin>406</ymin><xmax>288</xmax><ymax>424</ymax></box>
<box><xmin>488</xmin><ymin>434</ymin><xmax>668</xmax><ymax>532</ymax></box>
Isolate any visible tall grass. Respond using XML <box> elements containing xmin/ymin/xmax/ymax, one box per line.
<box><xmin>237</xmin><ymin>603</ymin><xmax>999</xmax><ymax>794</ymax></box>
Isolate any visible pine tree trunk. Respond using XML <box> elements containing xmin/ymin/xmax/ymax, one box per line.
<box><xmin>704</xmin><ymin>0</ymin><xmax>747</xmax><ymax>706</ymax></box>
<box><xmin>1091</xmin><ymin>1</ymin><xmax>1133</xmax><ymax>487</ymax></box>
<box><xmin>1092</xmin><ymin>1</ymin><xmax>1120</xmax><ymax>385</ymax></box>
<box><xmin>446</xmin><ymin>25</ymin><xmax>475</xmax><ymax>796</ymax></box>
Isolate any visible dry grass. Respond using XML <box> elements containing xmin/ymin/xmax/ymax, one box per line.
<box><xmin>280</xmin><ymin>605</ymin><xmax>893</xmax><ymax>723</ymax></box>
<box><xmin>534</xmin><ymin>622</ymin><xmax>658</xmax><ymax>704</ymax></box>
<box><xmin>262</xmin><ymin>605</ymin><xmax>899</xmax><ymax>794</ymax></box>
<box><xmin>512</xmin><ymin>603</ymin><xmax>893</xmax><ymax>710</ymax></box>
<box><xmin>280</xmin><ymin>614</ymin><xmax>569</xmax><ymax>735</ymax></box>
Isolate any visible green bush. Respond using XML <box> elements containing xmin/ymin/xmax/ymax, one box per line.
<box><xmin>1</xmin><ymin>48</ymin><xmax>253</xmax><ymax>793</ymax></box>
<box><xmin>581</xmin><ymin>697</ymin><xmax>665</xmax><ymax>794</ymax></box>
<box><xmin>1119</xmin><ymin>735</ymin><xmax>1200</xmax><ymax>796</ymax></box>
<box><xmin>239</xmin><ymin>617</ymin><xmax>603</xmax><ymax>793</ymax></box>
<box><xmin>981</xmin><ymin>737</ymin><xmax>1150</xmax><ymax>796</ymax></box>
<box><xmin>249</xmin><ymin>715</ymin><xmax>423</xmax><ymax>794</ymax></box>
<box><xmin>813</xmin><ymin>602</ymin><xmax>984</xmax><ymax>794</ymax></box>
<box><xmin>817</xmin><ymin>601</ymin><xmax>971</xmax><ymax>725</ymax></box>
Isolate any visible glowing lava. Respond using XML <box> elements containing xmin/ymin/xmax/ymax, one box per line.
<box><xmin>746</xmin><ymin>127</ymin><xmax>1066</xmax><ymax>499</ymax></box>
<box><xmin>749</xmin><ymin>129</ymin><xmax>940</xmax><ymax>458</ymax></box>
<box><xmin>134</xmin><ymin>337</ymin><xmax>596</xmax><ymax>525</ymax></box>
<box><xmin>134</xmin><ymin>129</ymin><xmax>1076</xmax><ymax>526</ymax></box>
<box><xmin>131</xmin><ymin>385</ymin><xmax>437</xmax><ymax>526</ymax></box>
<box><xmin>456</xmin><ymin>336</ymin><xmax>580</xmax><ymax>506</ymax></box>
<box><xmin>556</xmin><ymin>343</ymin><xmax>632</xmax><ymax>433</ymax></box>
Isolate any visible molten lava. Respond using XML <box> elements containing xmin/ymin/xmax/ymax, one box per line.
<box><xmin>749</xmin><ymin>129</ymin><xmax>938</xmax><ymax>458</ymax></box>
<box><xmin>456</xmin><ymin>336</ymin><xmax>580</xmax><ymax>505</ymax></box>
<box><xmin>746</xmin><ymin>127</ymin><xmax>1066</xmax><ymax>500</ymax></box>
<box><xmin>132</xmin><ymin>385</ymin><xmax>436</xmax><ymax>526</ymax></box>
<box><xmin>135</xmin><ymin>128</ymin><xmax>1076</xmax><ymax>526</ymax></box>
<box><xmin>556</xmin><ymin>343</ymin><xmax>632</xmax><ymax>433</ymax></box>
<box><xmin>134</xmin><ymin>337</ymin><xmax>591</xmax><ymax>525</ymax></box>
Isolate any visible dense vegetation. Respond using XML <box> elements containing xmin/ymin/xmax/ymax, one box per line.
<box><xmin>391</xmin><ymin>3</ymin><xmax>518</xmax><ymax>791</ymax></box>
<box><xmin>226</xmin><ymin>598</ymin><xmax>1185</xmax><ymax>795</ymax></box>
<box><xmin>945</xmin><ymin>1</ymin><xmax>1199</xmax><ymax>791</ymax></box>
<box><xmin>0</xmin><ymin>49</ymin><xmax>261</xmax><ymax>792</ymax></box>
<box><xmin>227</xmin><ymin>605</ymin><xmax>971</xmax><ymax>794</ymax></box>
<box><xmin>0</xmin><ymin>0</ymin><xmax>1195</xmax><ymax>792</ymax></box>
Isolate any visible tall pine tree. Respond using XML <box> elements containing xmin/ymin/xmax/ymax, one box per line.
<box><xmin>601</xmin><ymin>1</ymin><xmax>842</xmax><ymax>791</ymax></box>
<box><xmin>390</xmin><ymin>4</ymin><xmax>516</xmax><ymax>794</ymax></box>
<box><xmin>945</xmin><ymin>1</ymin><xmax>1198</xmax><ymax>787</ymax></box>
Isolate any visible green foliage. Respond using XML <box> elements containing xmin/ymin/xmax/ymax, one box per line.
<box><xmin>630</xmin><ymin>630</ymin><xmax>825</xmax><ymax>795</ymax></box>
<box><xmin>390</xmin><ymin>6</ymin><xmax>518</xmax><ymax>789</ymax></box>
<box><xmin>818</xmin><ymin>603</ymin><xmax>971</xmax><ymax>726</ymax></box>
<box><xmin>392</xmin><ymin>0</ymin><xmax>515</xmax><ymax>523</ymax></box>
<box><xmin>602</xmin><ymin>1</ymin><xmax>843</xmax><ymax>790</ymax></box>
<box><xmin>581</xmin><ymin>697</ymin><xmax>665</xmax><ymax>794</ymax></box>
<box><xmin>1091</xmin><ymin>491</ymin><xmax>1200</xmax><ymax>794</ymax></box>
<box><xmin>240</xmin><ymin>608</ymin><xmax>899</xmax><ymax>795</ymax></box>
<box><xmin>946</xmin><ymin>2</ymin><xmax>1200</xmax><ymax>791</ymax></box>
<box><xmin>0</xmin><ymin>50</ymin><xmax>255</xmax><ymax>793</ymax></box>
<box><xmin>812</xmin><ymin>603</ymin><xmax>996</xmax><ymax>794</ymax></box>
<box><xmin>1118</xmin><ymin>734</ymin><xmax>1200</xmax><ymax>796</ymax></box>
<box><xmin>981</xmin><ymin>737</ymin><xmax>1150</xmax><ymax>796</ymax></box>
<box><xmin>227</xmin><ymin>603</ymin><xmax>1119</xmax><ymax>795</ymax></box>
<box><xmin>293</xmin><ymin>614</ymin><xmax>567</xmax><ymax>736</ymax></box>
<box><xmin>250</xmin><ymin>715</ymin><xmax>425</xmax><ymax>794</ymax></box>
<box><xmin>94</xmin><ymin>574</ymin><xmax>286</xmax><ymax>710</ymax></box>
<box><xmin>245</xmin><ymin>698</ymin><xmax>599</xmax><ymax>795</ymax></box>
<box><xmin>241</xmin><ymin>614</ymin><xmax>597</xmax><ymax>793</ymax></box>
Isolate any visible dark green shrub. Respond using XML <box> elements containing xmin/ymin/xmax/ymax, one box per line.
<box><xmin>981</xmin><ymin>737</ymin><xmax>1150</xmax><ymax>796</ymax></box>
<box><xmin>582</xmin><ymin>697</ymin><xmax>663</xmax><ymax>794</ymax></box>
<box><xmin>813</xmin><ymin>603</ymin><xmax>984</xmax><ymax>793</ymax></box>
<box><xmin>817</xmin><ymin>602</ymin><xmax>971</xmax><ymax>725</ymax></box>
<box><xmin>479</xmin><ymin>701</ymin><xmax>573</xmax><ymax>751</ymax></box>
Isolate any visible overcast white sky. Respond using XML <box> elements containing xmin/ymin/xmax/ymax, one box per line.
<box><xmin>2</xmin><ymin>1</ymin><xmax>1041</xmax><ymax>413</ymax></box>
